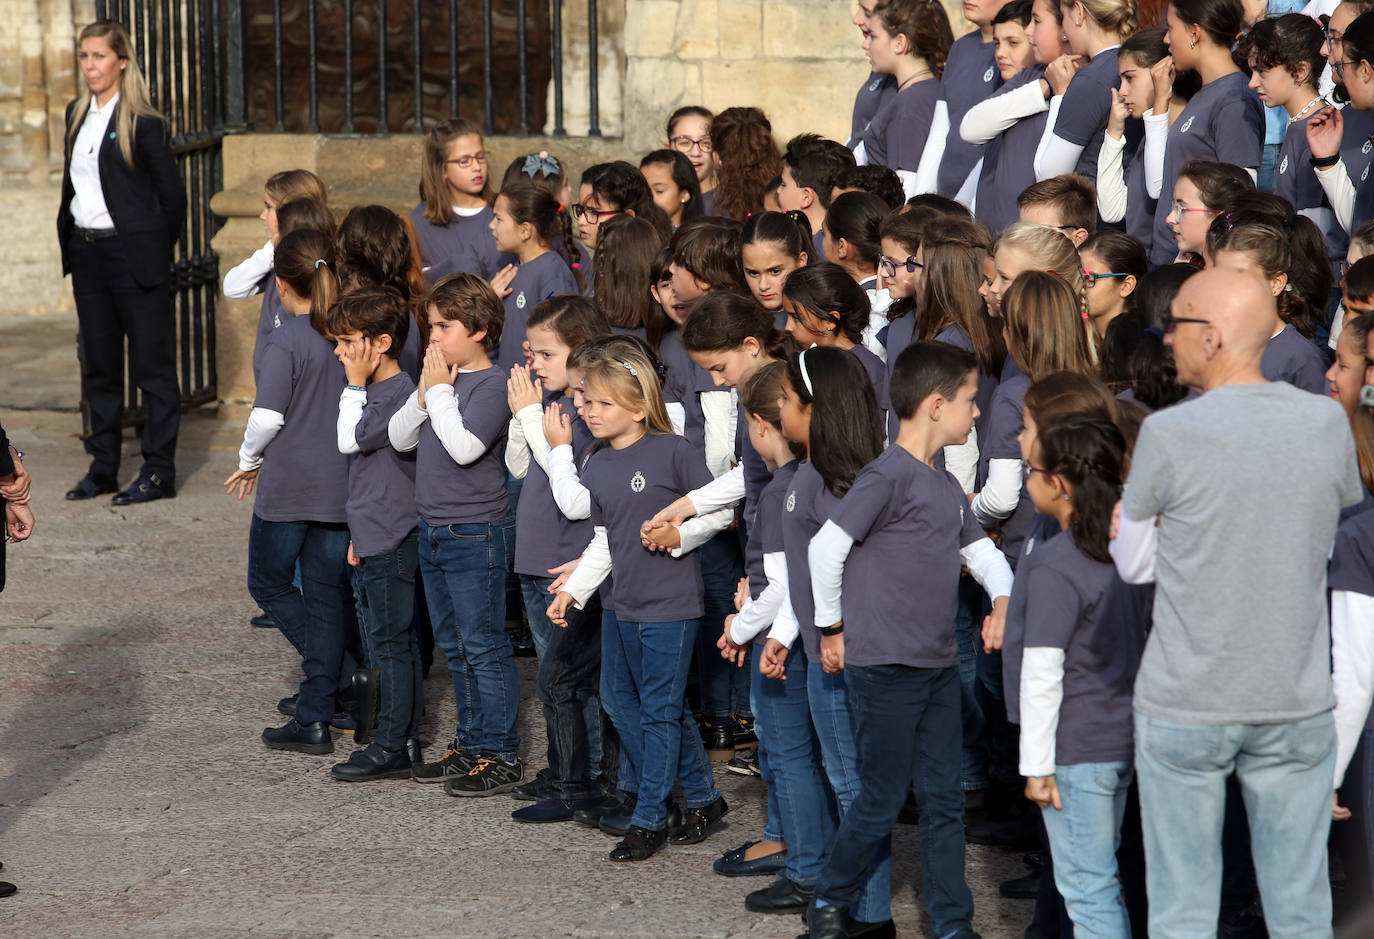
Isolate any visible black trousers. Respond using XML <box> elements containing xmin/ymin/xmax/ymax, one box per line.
<box><xmin>69</xmin><ymin>234</ymin><xmax>180</xmax><ymax>483</ymax></box>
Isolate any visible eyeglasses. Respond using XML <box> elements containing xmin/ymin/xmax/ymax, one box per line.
<box><xmin>670</xmin><ymin>134</ymin><xmax>713</xmax><ymax>154</ymax></box>
<box><xmin>1170</xmin><ymin>200</ymin><xmax>1217</xmax><ymax>218</ymax></box>
<box><xmin>446</xmin><ymin>151</ymin><xmax>491</xmax><ymax>169</ymax></box>
<box><xmin>1334</xmin><ymin>59</ymin><xmax>1363</xmax><ymax>75</ymax></box>
<box><xmin>1162</xmin><ymin>314</ymin><xmax>1210</xmax><ymax>333</ymax></box>
<box><xmin>1022</xmin><ymin>463</ymin><xmax>1055</xmax><ymax>481</ymax></box>
<box><xmin>878</xmin><ymin>254</ymin><xmax>922</xmax><ymax>276</ymax></box>
<box><xmin>571</xmin><ymin>203</ymin><xmax>620</xmax><ymax>222</ymax></box>
<box><xmin>1082</xmin><ymin>270</ymin><xmax>1131</xmax><ymax>287</ymax></box>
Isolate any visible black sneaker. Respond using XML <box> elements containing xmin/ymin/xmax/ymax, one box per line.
<box><xmin>410</xmin><ymin>738</ymin><xmax>478</xmax><ymax>783</ymax></box>
<box><xmin>731</xmin><ymin>713</ymin><xmax>757</xmax><ymax>747</ymax></box>
<box><xmin>725</xmin><ymin>748</ymin><xmax>761</xmax><ymax>776</ymax></box>
<box><xmin>444</xmin><ymin>753</ymin><xmax>525</xmax><ymax>797</ymax></box>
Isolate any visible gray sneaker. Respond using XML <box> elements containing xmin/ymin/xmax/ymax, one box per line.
<box><xmin>444</xmin><ymin>752</ymin><xmax>525</xmax><ymax>797</ymax></box>
<box><xmin>410</xmin><ymin>738</ymin><xmax>478</xmax><ymax>783</ymax></box>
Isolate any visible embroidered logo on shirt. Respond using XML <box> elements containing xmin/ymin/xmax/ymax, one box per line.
<box><xmin>983</xmin><ymin>67</ymin><xmax>995</xmax><ymax>83</ymax></box>
<box><xmin>630</xmin><ymin>471</ymin><xmax>646</xmax><ymax>493</ymax></box>
<box><xmin>785</xmin><ymin>491</ymin><xmax>796</xmax><ymax>512</ymax></box>
<box><xmin>1179</xmin><ymin>116</ymin><xmax>1194</xmax><ymax>134</ymax></box>
<box><xmin>1364</xmin><ymin>139</ymin><xmax>1372</xmax><ymax>155</ymax></box>
<box><xmin>515</xmin><ymin>291</ymin><xmax>527</xmax><ymax>310</ymax></box>
<box><xmin>869</xmin><ymin>78</ymin><xmax>881</xmax><ymax>92</ymax></box>
<box><xmin>1366</xmin><ymin>164</ymin><xmax>1372</xmax><ymax>182</ymax></box>
<box><xmin>1279</xmin><ymin>155</ymin><xmax>1288</xmax><ymax>175</ymax></box>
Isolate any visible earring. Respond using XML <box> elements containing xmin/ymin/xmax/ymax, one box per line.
<box><xmin>1189</xmin><ymin>39</ymin><xmax>1196</xmax><ymax>49</ymax></box>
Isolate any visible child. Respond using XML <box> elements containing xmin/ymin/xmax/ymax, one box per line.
<box><xmin>223</xmin><ymin>168</ymin><xmax>327</xmax><ymax>301</ymax></box>
<box><xmin>848</xmin><ymin>0</ymin><xmax>898</xmax><ymax>162</ymax></box>
<box><xmin>590</xmin><ymin>214</ymin><xmax>665</xmax><ymax>340</ymax></box>
<box><xmin>742</xmin><ymin>210</ymin><xmax>812</xmax><ymax>316</ymax></box>
<box><xmin>326</xmin><ymin>288</ymin><xmax>423</xmax><ymax>780</ymax></box>
<box><xmin>336</xmin><ymin>204</ymin><xmax>427</xmax><ymax>378</ymax></box>
<box><xmin>489</xmin><ymin>181</ymin><xmax>582</xmax><ymax>371</ymax></box>
<box><xmin>501</xmin><ymin>150</ymin><xmax>591</xmax><ymax>278</ymax></box>
<box><xmin>225</xmin><ymin>229</ymin><xmax>357</xmax><ymax>754</ymax></box>
<box><xmin>549</xmin><ymin>346</ymin><xmax>728</xmax><ymax>861</ymax></box>
<box><xmin>914</xmin><ymin>0</ymin><xmax>1008</xmax><ymax>201</ymax></box>
<box><xmin>709</xmin><ymin>106</ymin><xmax>784</xmax><ymax>220</ymax></box>
<box><xmin>1081</xmin><ymin>229</ymin><xmax>1147</xmax><ymax>343</ymax></box>
<box><xmin>1019</xmin><ymin>412</ymin><xmax>1152</xmax><ymax>937</ymax></box>
<box><xmin>387</xmin><ymin>273</ymin><xmax>522</xmax><ymax>797</ymax></box>
<box><xmin>1146</xmin><ymin>0</ymin><xmax>1265</xmax><ymax>267</ymax></box>
<box><xmin>1331</xmin><ymin>221</ymin><xmax>1374</xmax><ymax>351</ymax></box>
<box><xmin>667</xmin><ymin>105</ymin><xmax>719</xmax><ymax>215</ymax></box>
<box><xmin>576</xmin><ymin>161</ymin><xmax>671</xmax><ymax>249</ymax></box>
<box><xmin>504</xmin><ymin>296</ymin><xmax>612</xmax><ymax>820</ymax></box>
<box><xmin>875</xmin><ymin>206</ymin><xmax>938</xmax><ymax>365</ymax></box>
<box><xmin>1308</xmin><ymin>8</ymin><xmax>1374</xmax><ymax>240</ymax></box>
<box><xmin>806</xmin><ymin>340</ymin><xmax>1015</xmax><ymax>939</ymax></box>
<box><xmin>984</xmin><ymin>221</ymin><xmax>1087</xmax><ymax>323</ymax></box>
<box><xmin>1115</xmin><ymin>263</ymin><xmax>1200</xmax><ymax>412</ymax></box>
<box><xmin>862</xmin><ymin>0</ymin><xmax>952</xmax><ymax>188</ymax></box>
<box><xmin>1036</xmin><ymin>0</ymin><xmax>1140</xmax><ymax>185</ymax></box>
<box><xmin>1017</xmin><ymin>174</ymin><xmax>1096</xmax><ymax>247</ymax></box>
<box><xmin>778</xmin><ymin>134</ymin><xmax>857</xmax><ymax>261</ymax></box>
<box><xmin>823</xmin><ymin>190</ymin><xmax>892</xmax><ymax>358</ymax></box>
<box><xmin>1162</xmin><ymin>159</ymin><xmax>1255</xmax><ymax>265</ymax></box>
<box><xmin>832</xmin><ymin>164</ymin><xmax>907</xmax><ymax>211</ymax></box>
<box><xmin>409</xmin><ymin>118</ymin><xmax>508</xmax><ymax>281</ymax></box>
<box><xmin>779</xmin><ymin>263</ymin><xmax>887</xmax><ymax>409</ymax></box>
<box><xmin>640</xmin><ymin>149</ymin><xmax>702</xmax><ymax>229</ymax></box>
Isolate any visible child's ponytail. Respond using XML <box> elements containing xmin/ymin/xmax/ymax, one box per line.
<box><xmin>274</xmin><ymin>228</ymin><xmax>339</xmax><ymax>337</ymax></box>
<box><xmin>781</xmin><ymin>263</ymin><xmax>872</xmax><ymax>346</ymax></box>
<box><xmin>742</xmin><ymin>210</ymin><xmax>813</xmax><ymax>265</ymax></box>
<box><xmin>500</xmin><ymin>180</ymin><xmax>586</xmax><ymax>294</ymax></box>
<box><xmin>1037</xmin><ymin>412</ymin><xmax>1128</xmax><ymax>563</ymax></box>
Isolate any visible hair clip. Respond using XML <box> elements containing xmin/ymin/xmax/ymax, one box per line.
<box><xmin>798</xmin><ymin>348</ymin><xmax>814</xmax><ymax>396</ymax></box>
<box><xmin>786</xmin><ymin>210</ymin><xmax>806</xmax><ymax>222</ymax></box>
<box><xmin>315</xmin><ymin>258</ymin><xmax>328</xmax><ymax>269</ymax></box>
<box><xmin>618</xmin><ymin>360</ymin><xmax>638</xmax><ymax>376</ymax></box>
<box><xmin>522</xmin><ymin>151</ymin><xmax>561</xmax><ymax>179</ymax></box>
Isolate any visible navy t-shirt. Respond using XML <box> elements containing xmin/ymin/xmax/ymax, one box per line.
<box><xmin>1275</xmin><ymin>119</ymin><xmax>1340</xmax><ymax>259</ymax></box>
<box><xmin>864</xmin><ymin>77</ymin><xmax>941</xmax><ymax>173</ymax></box>
<box><xmin>978</xmin><ymin>367</ymin><xmax>1034</xmax><ymax>565</ymax></box>
<box><xmin>659</xmin><ymin>330</ymin><xmax>711</xmax><ymax>453</ymax></box>
<box><xmin>827</xmin><ymin>446</ymin><xmax>986</xmax><ymax>668</ymax></box>
<box><xmin>850</xmin><ymin>343</ymin><xmax>887</xmax><ymax>413</ymax></box>
<box><xmin>1052</xmin><ymin>48</ymin><xmax>1123</xmax><ymax>179</ymax></box>
<box><xmin>1329</xmin><ymin>503</ymin><xmax>1374</xmax><ymax>731</ymax></box>
<box><xmin>976</xmin><ymin>65</ymin><xmax>1049</xmax><ymax>236</ymax></box>
<box><xmin>500</xmin><ymin>250</ymin><xmax>580</xmax><ymax>370</ymax></box>
<box><xmin>937</xmin><ymin>32</ymin><xmax>1003</xmax><ymax>196</ymax></box>
<box><xmin>1124</xmin><ymin>142</ymin><xmax>1157</xmax><ymax>259</ymax></box>
<box><xmin>515</xmin><ymin>392</ymin><xmax>595</xmax><ymax>577</ymax></box>
<box><xmin>746</xmin><ymin>459</ymin><xmax>798</xmax><ymax>603</ymax></box>
<box><xmin>1151</xmin><ymin>71</ymin><xmax>1265</xmax><ymax>266</ymax></box>
<box><xmin>1000</xmin><ymin>513</ymin><xmax>1061</xmax><ymax>724</ymax></box>
<box><xmin>781</xmin><ymin>461</ymin><xmax>828</xmax><ymax>659</ymax></box>
<box><xmin>850</xmin><ymin>72</ymin><xmax>899</xmax><ymax>147</ymax></box>
<box><xmin>408</xmin><ymin>202</ymin><xmax>514</xmax><ymax>282</ymax></box>
<box><xmin>933</xmin><ymin>322</ymin><xmax>998</xmax><ymax>443</ymax></box>
<box><xmin>1261</xmin><ymin>324</ymin><xmax>1327</xmax><ymax>395</ymax></box>
<box><xmin>345</xmin><ymin>371</ymin><xmax>419</xmax><ymax>558</ymax></box>
<box><xmin>251</xmin><ymin>275</ymin><xmax>286</xmax><ymax>386</ymax></box>
<box><xmin>584</xmin><ymin>432</ymin><xmax>715</xmax><ymax>622</ymax></box>
<box><xmin>415</xmin><ymin>367</ymin><xmax>510</xmax><ymax>525</ymax></box>
<box><xmin>1021</xmin><ymin>530</ymin><xmax>1153</xmax><ymax>764</ymax></box>
<box><xmin>1341</xmin><ymin>107</ymin><xmax>1374</xmax><ymax>241</ymax></box>
<box><xmin>738</xmin><ymin>398</ymin><xmax>773</xmax><ymax>528</ymax></box>
<box><xmin>884</xmin><ymin>313</ymin><xmax>917</xmax><ymax>442</ymax></box>
<box><xmin>253</xmin><ymin>315</ymin><xmax>350</xmax><ymax>524</ymax></box>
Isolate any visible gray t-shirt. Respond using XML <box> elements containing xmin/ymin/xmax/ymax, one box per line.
<box><xmin>251</xmin><ymin>275</ymin><xmax>285</xmax><ymax>386</ymax></box>
<box><xmin>827</xmin><ymin>446</ymin><xmax>986</xmax><ymax>668</ymax></box>
<box><xmin>514</xmin><ymin>392</ymin><xmax>595</xmax><ymax>577</ymax></box>
<box><xmin>863</xmin><ymin>77</ymin><xmax>940</xmax><ymax>173</ymax></box>
<box><xmin>978</xmin><ymin>367</ymin><xmax>1033</xmax><ymax>565</ymax></box>
<box><xmin>850</xmin><ymin>72</ymin><xmax>899</xmax><ymax>147</ymax></box>
<box><xmin>1001</xmin><ymin>513</ymin><xmax>1062</xmax><ymax>724</ymax></box>
<box><xmin>975</xmin><ymin>65</ymin><xmax>1049</xmax><ymax>236</ymax></box>
<box><xmin>659</xmin><ymin>330</ymin><xmax>710</xmax><ymax>453</ymax></box>
<box><xmin>1261</xmin><ymin>324</ymin><xmax>1327</xmax><ymax>396</ymax></box>
<box><xmin>1022</xmin><ymin>530</ymin><xmax>1153</xmax><ymax>764</ymax></box>
<box><xmin>937</xmin><ymin>33</ymin><xmax>1003</xmax><ymax>196</ymax></box>
<box><xmin>782</xmin><ymin>461</ymin><xmax>828</xmax><ymax>659</ymax></box>
<box><xmin>345</xmin><ymin>371</ymin><xmax>419</xmax><ymax>558</ymax></box>
<box><xmin>585</xmin><ymin>432</ymin><xmax>715</xmax><ymax>622</ymax></box>
<box><xmin>499</xmin><ymin>249</ymin><xmax>580</xmax><ymax>370</ymax></box>
<box><xmin>1122</xmin><ymin>382</ymin><xmax>1361</xmax><ymax>723</ymax></box>
<box><xmin>408</xmin><ymin>202</ymin><xmax>514</xmax><ymax>281</ymax></box>
<box><xmin>747</xmin><ymin>459</ymin><xmax>798</xmax><ymax>599</ymax></box>
<box><xmin>253</xmin><ymin>315</ymin><xmax>350</xmax><ymax>524</ymax></box>
<box><xmin>415</xmin><ymin>367</ymin><xmax>510</xmax><ymax>526</ymax></box>
<box><xmin>1328</xmin><ymin>503</ymin><xmax>1374</xmax><ymax>731</ymax></box>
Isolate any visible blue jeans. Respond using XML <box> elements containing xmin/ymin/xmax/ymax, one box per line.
<box><xmin>351</xmin><ymin>530</ymin><xmax>422</xmax><ymax>751</ymax></box>
<box><xmin>818</xmin><ymin>664</ymin><xmax>970</xmax><ymax>936</ymax></box>
<box><xmin>600</xmin><ymin>605</ymin><xmax>639</xmax><ymax>794</ymax></box>
<box><xmin>1258</xmin><ymin>141</ymin><xmax>1280</xmax><ymax>193</ymax></box>
<box><xmin>247</xmin><ymin>515</ymin><xmax>354</xmax><ymax>725</ymax></box>
<box><xmin>1135</xmin><ymin>710</ymin><xmax>1337</xmax><ymax>939</ymax></box>
<box><xmin>753</xmin><ymin>643</ymin><xmax>836</xmax><ymax>887</ymax></box>
<box><xmin>417</xmin><ymin>519</ymin><xmax>520</xmax><ymax>762</ymax></box>
<box><xmin>609</xmin><ymin>617</ymin><xmax>719</xmax><ymax>831</ymax></box>
<box><xmin>955</xmin><ymin>576</ymin><xmax>989</xmax><ymax>791</ymax></box>
<box><xmin>1041</xmin><ymin>760</ymin><xmax>1134</xmax><ymax>938</ymax></box>
<box><xmin>808</xmin><ymin>660</ymin><xmax>892</xmax><ymax>923</ymax></box>
<box><xmin>696</xmin><ymin>534</ymin><xmax>748</xmax><ymax>721</ymax></box>
<box><xmin>522</xmin><ymin>574</ymin><xmax>603</xmax><ymax>771</ymax></box>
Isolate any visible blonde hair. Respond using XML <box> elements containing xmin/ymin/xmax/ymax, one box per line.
<box><xmin>419</xmin><ymin>118</ymin><xmax>491</xmax><ymax>224</ymax></box>
<box><xmin>995</xmin><ymin>222</ymin><xmax>1088</xmax><ymax>321</ymax></box>
<box><xmin>67</xmin><ymin>21</ymin><xmax>165</xmax><ymax>169</ymax></box>
<box><xmin>265</xmin><ymin>169</ymin><xmax>328</xmax><ymax>208</ymax></box>
<box><xmin>580</xmin><ymin>340</ymin><xmax>674</xmax><ymax>435</ymax></box>
<box><xmin>1073</xmin><ymin>0</ymin><xmax>1140</xmax><ymax>38</ymax></box>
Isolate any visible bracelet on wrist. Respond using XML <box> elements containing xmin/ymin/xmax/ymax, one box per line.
<box><xmin>819</xmin><ymin>624</ymin><xmax>844</xmax><ymax>637</ymax></box>
<box><xmin>346</xmin><ymin>384</ymin><xmax>366</xmax><ymax>392</ymax></box>
<box><xmin>1311</xmin><ymin>152</ymin><xmax>1341</xmax><ymax>169</ymax></box>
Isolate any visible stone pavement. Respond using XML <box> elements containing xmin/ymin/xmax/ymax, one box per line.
<box><xmin>0</xmin><ymin>316</ymin><xmax>1036</xmax><ymax>937</ymax></box>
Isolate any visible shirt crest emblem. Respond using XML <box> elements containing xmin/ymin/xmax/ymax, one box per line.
<box><xmin>1364</xmin><ymin>139</ymin><xmax>1372</xmax><ymax>155</ymax></box>
<box><xmin>1365</xmin><ymin>164</ymin><xmax>1371</xmax><ymax>182</ymax></box>
<box><xmin>1179</xmin><ymin>116</ymin><xmax>1194</xmax><ymax>134</ymax></box>
<box><xmin>630</xmin><ymin>471</ymin><xmax>646</xmax><ymax>493</ymax></box>
<box><xmin>869</xmin><ymin>79</ymin><xmax>881</xmax><ymax>92</ymax></box>
<box><xmin>983</xmin><ymin>67</ymin><xmax>995</xmax><ymax>83</ymax></box>
<box><xmin>515</xmin><ymin>291</ymin><xmax>527</xmax><ymax>310</ymax></box>
<box><xmin>1279</xmin><ymin>155</ymin><xmax>1288</xmax><ymax>175</ymax></box>
<box><xmin>785</xmin><ymin>491</ymin><xmax>796</xmax><ymax>512</ymax></box>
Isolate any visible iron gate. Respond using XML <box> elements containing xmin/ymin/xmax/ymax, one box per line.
<box><xmin>88</xmin><ymin>0</ymin><xmax>225</xmax><ymax>430</ymax></box>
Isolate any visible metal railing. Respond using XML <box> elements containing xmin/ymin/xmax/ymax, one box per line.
<box><xmin>226</xmin><ymin>0</ymin><xmax>602</xmax><ymax>137</ymax></box>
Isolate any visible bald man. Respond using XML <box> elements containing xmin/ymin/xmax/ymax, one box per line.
<box><xmin>1110</xmin><ymin>269</ymin><xmax>1362</xmax><ymax>938</ymax></box>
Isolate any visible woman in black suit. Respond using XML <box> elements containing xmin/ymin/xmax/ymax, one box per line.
<box><xmin>58</xmin><ymin>20</ymin><xmax>185</xmax><ymax>505</ymax></box>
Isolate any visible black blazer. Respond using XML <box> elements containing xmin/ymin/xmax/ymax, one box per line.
<box><xmin>57</xmin><ymin>98</ymin><xmax>186</xmax><ymax>289</ymax></box>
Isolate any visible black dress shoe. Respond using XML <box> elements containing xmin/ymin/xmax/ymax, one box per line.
<box><xmin>111</xmin><ymin>472</ymin><xmax>175</xmax><ymax>505</ymax></box>
<box><xmin>609</xmin><ymin>824</ymin><xmax>668</xmax><ymax>861</ymax></box>
<box><xmin>700</xmin><ymin>719</ymin><xmax>735</xmax><ymax>757</ymax></box>
<box><xmin>714</xmin><ymin>846</ymin><xmax>787</xmax><ymax>877</ymax></box>
<box><xmin>805</xmin><ymin>901</ymin><xmax>849</xmax><ymax>939</ymax></box>
<box><xmin>330</xmin><ymin>743</ymin><xmax>411</xmax><ymax>781</ymax></box>
<box><xmin>511</xmin><ymin>796</ymin><xmax>598</xmax><ymax>823</ymax></box>
<box><xmin>670</xmin><ymin>795</ymin><xmax>728</xmax><ymax>844</ymax></box>
<box><xmin>796</xmin><ymin>917</ymin><xmax>896</xmax><ymax>939</ymax></box>
<box><xmin>262</xmin><ymin>719</ymin><xmax>333</xmax><ymax>754</ymax></box>
<box><xmin>599</xmin><ymin>798</ymin><xmax>681</xmax><ymax>837</ymax></box>
<box><xmin>0</xmin><ymin>881</ymin><xmax>14</xmax><ymax>898</ymax></box>
<box><xmin>250</xmin><ymin>613</ymin><xmax>274</xmax><ymax>628</ymax></box>
<box><xmin>746</xmin><ymin>876</ymin><xmax>814</xmax><ymax>914</ymax></box>
<box><xmin>574</xmin><ymin>792</ymin><xmax>629</xmax><ymax>828</ymax></box>
<box><xmin>65</xmin><ymin>475</ymin><xmax>116</xmax><ymax>501</ymax></box>
<box><xmin>277</xmin><ymin>694</ymin><xmax>298</xmax><ymax>717</ymax></box>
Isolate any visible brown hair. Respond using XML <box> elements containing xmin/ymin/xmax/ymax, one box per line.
<box><xmin>593</xmin><ymin>214</ymin><xmax>665</xmax><ymax>330</ymax></box>
<box><xmin>671</xmin><ymin>217</ymin><xmax>749</xmax><ymax>295</ymax></box>
<box><xmin>1345</xmin><ymin>312</ymin><xmax>1374</xmax><ymax>495</ymax></box>
<box><xmin>1002</xmin><ymin>271</ymin><xmax>1095</xmax><ymax>379</ymax></box>
<box><xmin>580</xmin><ymin>342</ymin><xmax>675</xmax><ymax>435</ymax></box>
<box><xmin>1207</xmin><ymin>217</ymin><xmax>1324</xmax><ymax>338</ymax></box>
<box><xmin>667</xmin><ymin>105</ymin><xmax>714</xmax><ymax>140</ymax></box>
<box><xmin>336</xmin><ymin>205</ymin><xmax>414</xmax><ymax>300</ymax></box>
<box><xmin>681</xmin><ymin>292</ymin><xmax>796</xmax><ymax>361</ymax></box>
<box><xmin>1073</xmin><ymin>0</ymin><xmax>1140</xmax><ymax>39</ymax></box>
<box><xmin>323</xmin><ymin>286</ymin><xmax>411</xmax><ymax>359</ymax></box>
<box><xmin>526</xmin><ymin>295</ymin><xmax>613</xmax><ymax>351</ymax></box>
<box><xmin>915</xmin><ymin>218</ymin><xmax>1006</xmax><ymax>377</ymax></box>
<box><xmin>419</xmin><ymin>118</ymin><xmax>491</xmax><ymax>224</ymax></box>
<box><xmin>426</xmin><ymin>272</ymin><xmax>505</xmax><ymax>354</ymax></box>
<box><xmin>710</xmin><ymin>106</ymin><xmax>783</xmax><ymax>221</ymax></box>
<box><xmin>1023</xmin><ymin>369</ymin><xmax>1140</xmax><ymax>455</ymax></box>
<box><xmin>68</xmin><ymin>21</ymin><xmax>163</xmax><ymax>169</ymax></box>
<box><xmin>871</xmin><ymin>0</ymin><xmax>955</xmax><ymax>78</ymax></box>
<box><xmin>274</xmin><ymin>229</ymin><xmax>339</xmax><ymax>337</ymax></box>
<box><xmin>275</xmin><ymin>198</ymin><xmax>336</xmax><ymax>240</ymax></box>
<box><xmin>1177</xmin><ymin>159</ymin><xmax>1255</xmax><ymax>211</ymax></box>
<box><xmin>1017</xmin><ymin>174</ymin><xmax>1097</xmax><ymax>234</ymax></box>
<box><xmin>497</xmin><ymin>181</ymin><xmax>586</xmax><ymax>293</ymax></box>
<box><xmin>265</xmin><ymin>169</ymin><xmax>328</xmax><ymax>208</ymax></box>
<box><xmin>740</xmin><ymin>359</ymin><xmax>807</xmax><ymax>461</ymax></box>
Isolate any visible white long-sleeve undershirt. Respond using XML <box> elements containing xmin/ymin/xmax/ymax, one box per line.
<box><xmin>913</xmin><ymin>101</ymin><xmax>951</xmax><ymax>195</ymax></box>
<box><xmin>1316</xmin><ymin>160</ymin><xmax>1357</xmax><ymax>234</ymax></box>
<box><xmin>547</xmin><ymin>443</ymin><xmax>592</xmax><ymax>520</ymax></box>
<box><xmin>960</xmin><ymin>80</ymin><xmax>1049</xmax><ymax>145</ymax></box>
<box><xmin>223</xmin><ymin>239</ymin><xmax>274</xmax><ymax>299</ymax></box>
<box><xmin>1109</xmin><ymin>507</ymin><xmax>1157</xmax><ymax>584</ymax></box>
<box><xmin>971</xmin><ymin>458</ymin><xmax>1022</xmax><ymax>524</ymax></box>
<box><xmin>386</xmin><ymin>381</ymin><xmax>489</xmax><ymax>464</ymax></box>
<box><xmin>1019</xmin><ymin>646</ymin><xmax>1067</xmax><ymax>777</ymax></box>
<box><xmin>337</xmin><ymin>386</ymin><xmax>366</xmax><ymax>455</ymax></box>
<box><xmin>1332</xmin><ymin>589</ymin><xmax>1374</xmax><ymax>788</ymax></box>
<box><xmin>1097</xmin><ymin>131</ymin><xmax>1128</xmax><ymax>224</ymax></box>
<box><xmin>238</xmin><ymin>407</ymin><xmax>285</xmax><ymax>471</ymax></box>
<box><xmin>730</xmin><ymin>552</ymin><xmax>794</xmax><ymax>645</ymax></box>
<box><xmin>503</xmin><ymin>403</ymin><xmax>553</xmax><ymax>480</ymax></box>
<box><xmin>943</xmin><ymin>427</ymin><xmax>978</xmax><ymax>495</ymax></box>
<box><xmin>561</xmin><ymin>526</ymin><xmax>612</xmax><ymax>608</ymax></box>
<box><xmin>1144</xmin><ymin>109</ymin><xmax>1169</xmax><ymax>199</ymax></box>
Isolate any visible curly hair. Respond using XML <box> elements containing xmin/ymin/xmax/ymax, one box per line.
<box><xmin>709</xmin><ymin>106</ymin><xmax>783</xmax><ymax>221</ymax></box>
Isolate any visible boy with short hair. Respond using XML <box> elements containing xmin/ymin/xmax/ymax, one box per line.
<box><xmin>326</xmin><ymin>287</ymin><xmax>424</xmax><ymax>782</ymax></box>
<box><xmin>1017</xmin><ymin>174</ymin><xmax>1096</xmax><ymax>247</ymax></box>
<box><xmin>806</xmin><ymin>341</ymin><xmax>1014</xmax><ymax>939</ymax></box>
<box><xmin>388</xmin><ymin>273</ymin><xmax>523</xmax><ymax>797</ymax></box>
<box><xmin>779</xmin><ymin>133</ymin><xmax>859</xmax><ymax>259</ymax></box>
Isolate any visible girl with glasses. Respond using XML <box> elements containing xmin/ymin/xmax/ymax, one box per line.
<box><xmin>1164</xmin><ymin>158</ymin><xmax>1255</xmax><ymax>264</ymax></box>
<box><xmin>410</xmin><ymin>119</ymin><xmax>507</xmax><ymax>283</ymax></box>
<box><xmin>666</xmin><ymin>105</ymin><xmax>719</xmax><ymax>215</ymax></box>
<box><xmin>1080</xmin><ymin>230</ymin><xmax>1147</xmax><ymax>348</ymax></box>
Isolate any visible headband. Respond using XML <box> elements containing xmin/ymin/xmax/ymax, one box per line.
<box><xmin>618</xmin><ymin>360</ymin><xmax>638</xmax><ymax>377</ymax></box>
<box><xmin>798</xmin><ymin>348</ymin><xmax>814</xmax><ymax>396</ymax></box>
